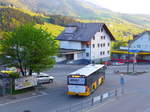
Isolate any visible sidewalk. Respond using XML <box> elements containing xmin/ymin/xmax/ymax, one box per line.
<box><xmin>86</xmin><ymin>72</ymin><xmax>150</xmax><ymax>112</ymax></box>
<box><xmin>0</xmin><ymin>87</ymin><xmax>48</xmax><ymax>106</ymax></box>
<box><xmin>86</xmin><ymin>88</ymin><xmax>150</xmax><ymax>112</ymax></box>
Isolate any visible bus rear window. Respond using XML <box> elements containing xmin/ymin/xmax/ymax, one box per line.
<box><xmin>68</xmin><ymin>78</ymin><xmax>85</xmax><ymax>85</ymax></box>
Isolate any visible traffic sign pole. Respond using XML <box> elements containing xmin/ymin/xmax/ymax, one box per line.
<box><xmin>120</xmin><ymin>74</ymin><xmax>125</xmax><ymax>94</ymax></box>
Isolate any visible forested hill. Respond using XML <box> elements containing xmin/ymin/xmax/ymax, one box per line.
<box><xmin>0</xmin><ymin>7</ymin><xmax>43</xmax><ymax>31</ymax></box>
<box><xmin>0</xmin><ymin>7</ymin><xmax>64</xmax><ymax>37</ymax></box>
<box><xmin>1</xmin><ymin>0</ymin><xmax>150</xmax><ymax>29</ymax></box>
<box><xmin>0</xmin><ymin>7</ymin><xmax>147</xmax><ymax>41</ymax></box>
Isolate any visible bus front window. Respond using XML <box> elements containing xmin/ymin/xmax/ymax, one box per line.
<box><xmin>68</xmin><ymin>78</ymin><xmax>85</xmax><ymax>85</ymax></box>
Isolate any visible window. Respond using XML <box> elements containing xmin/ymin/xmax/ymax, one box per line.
<box><xmin>107</xmin><ymin>51</ymin><xmax>110</xmax><ymax>54</ymax></box>
<box><xmin>98</xmin><ymin>44</ymin><xmax>100</xmax><ymax>48</ymax></box>
<box><xmin>103</xmin><ymin>51</ymin><xmax>105</xmax><ymax>55</ymax></box>
<box><xmin>65</xmin><ymin>27</ymin><xmax>77</xmax><ymax>33</ymax></box>
<box><xmin>93</xmin><ymin>44</ymin><xmax>95</xmax><ymax>48</ymax></box>
<box><xmin>86</xmin><ymin>53</ymin><xmax>89</xmax><ymax>57</ymax></box>
<box><xmin>103</xmin><ymin>36</ymin><xmax>105</xmax><ymax>39</ymax></box>
<box><xmin>103</xmin><ymin>43</ymin><xmax>105</xmax><ymax>47</ymax></box>
<box><xmin>137</xmin><ymin>45</ymin><xmax>141</xmax><ymax>48</ymax></box>
<box><xmin>101</xmin><ymin>36</ymin><xmax>103</xmax><ymax>39</ymax></box>
<box><xmin>86</xmin><ymin>45</ymin><xmax>89</xmax><ymax>48</ymax></box>
<box><xmin>101</xmin><ymin>44</ymin><xmax>103</xmax><ymax>47</ymax></box>
<box><xmin>108</xmin><ymin>43</ymin><xmax>110</xmax><ymax>47</ymax></box>
<box><xmin>100</xmin><ymin>52</ymin><xmax>102</xmax><ymax>55</ymax></box>
<box><xmin>93</xmin><ymin>36</ymin><xmax>95</xmax><ymax>40</ymax></box>
<box><xmin>101</xmin><ymin>28</ymin><xmax>103</xmax><ymax>32</ymax></box>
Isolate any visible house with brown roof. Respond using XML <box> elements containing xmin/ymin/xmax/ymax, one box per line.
<box><xmin>112</xmin><ymin>31</ymin><xmax>150</xmax><ymax>63</ymax></box>
<box><xmin>56</xmin><ymin>23</ymin><xmax>115</xmax><ymax>64</ymax></box>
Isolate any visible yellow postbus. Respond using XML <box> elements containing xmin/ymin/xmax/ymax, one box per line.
<box><xmin>67</xmin><ymin>64</ymin><xmax>105</xmax><ymax>96</ymax></box>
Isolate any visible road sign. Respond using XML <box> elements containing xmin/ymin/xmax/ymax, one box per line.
<box><xmin>120</xmin><ymin>74</ymin><xmax>125</xmax><ymax>94</ymax></box>
<box><xmin>133</xmin><ymin>53</ymin><xmax>137</xmax><ymax>64</ymax></box>
<box><xmin>120</xmin><ymin>76</ymin><xmax>125</xmax><ymax>85</ymax></box>
<box><xmin>128</xmin><ymin>50</ymin><xmax>140</xmax><ymax>53</ymax></box>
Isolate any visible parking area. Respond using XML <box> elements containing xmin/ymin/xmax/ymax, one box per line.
<box><xmin>0</xmin><ymin>64</ymin><xmax>150</xmax><ymax>112</ymax></box>
<box><xmin>44</xmin><ymin>64</ymin><xmax>120</xmax><ymax>96</ymax></box>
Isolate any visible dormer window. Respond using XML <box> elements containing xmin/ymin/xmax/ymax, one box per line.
<box><xmin>64</xmin><ymin>27</ymin><xmax>77</xmax><ymax>33</ymax></box>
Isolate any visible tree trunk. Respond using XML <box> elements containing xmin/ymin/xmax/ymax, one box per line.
<box><xmin>29</xmin><ymin>69</ymin><xmax>32</xmax><ymax>76</ymax></box>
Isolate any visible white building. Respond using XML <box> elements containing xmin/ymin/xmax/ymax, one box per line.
<box><xmin>56</xmin><ymin>23</ymin><xmax>115</xmax><ymax>64</ymax></box>
<box><xmin>112</xmin><ymin>31</ymin><xmax>150</xmax><ymax>62</ymax></box>
<box><xmin>130</xmin><ymin>31</ymin><xmax>150</xmax><ymax>51</ymax></box>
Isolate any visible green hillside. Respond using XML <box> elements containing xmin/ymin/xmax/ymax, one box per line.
<box><xmin>1</xmin><ymin>0</ymin><xmax>150</xmax><ymax>29</ymax></box>
<box><xmin>0</xmin><ymin>7</ymin><xmax>43</xmax><ymax>31</ymax></box>
<box><xmin>35</xmin><ymin>23</ymin><xmax>64</xmax><ymax>37</ymax></box>
<box><xmin>0</xmin><ymin>7</ymin><xmax>64</xmax><ymax>37</ymax></box>
<box><xmin>0</xmin><ymin>7</ymin><xmax>148</xmax><ymax>42</ymax></box>
<box><xmin>79</xmin><ymin>18</ymin><xmax>146</xmax><ymax>42</ymax></box>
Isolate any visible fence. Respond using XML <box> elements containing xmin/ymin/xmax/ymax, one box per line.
<box><xmin>55</xmin><ymin>89</ymin><xmax>122</xmax><ymax>112</ymax></box>
<box><xmin>0</xmin><ymin>78</ymin><xmax>13</xmax><ymax>96</ymax></box>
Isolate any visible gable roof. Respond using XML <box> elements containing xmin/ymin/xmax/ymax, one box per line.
<box><xmin>129</xmin><ymin>31</ymin><xmax>150</xmax><ymax>45</ymax></box>
<box><xmin>56</xmin><ymin>23</ymin><xmax>115</xmax><ymax>42</ymax></box>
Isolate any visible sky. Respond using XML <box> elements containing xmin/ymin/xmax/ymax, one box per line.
<box><xmin>85</xmin><ymin>0</ymin><xmax>150</xmax><ymax>14</ymax></box>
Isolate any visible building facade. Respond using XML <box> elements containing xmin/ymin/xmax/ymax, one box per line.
<box><xmin>56</xmin><ymin>23</ymin><xmax>115</xmax><ymax>63</ymax></box>
<box><xmin>112</xmin><ymin>31</ymin><xmax>150</xmax><ymax>63</ymax></box>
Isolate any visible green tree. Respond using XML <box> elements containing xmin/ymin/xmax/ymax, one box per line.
<box><xmin>112</xmin><ymin>40</ymin><xmax>127</xmax><ymax>50</ymax></box>
<box><xmin>0</xmin><ymin>24</ymin><xmax>58</xmax><ymax>76</ymax></box>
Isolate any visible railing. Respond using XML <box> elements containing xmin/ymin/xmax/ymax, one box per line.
<box><xmin>55</xmin><ymin>89</ymin><xmax>122</xmax><ymax>112</ymax></box>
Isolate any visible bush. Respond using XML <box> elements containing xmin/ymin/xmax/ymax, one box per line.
<box><xmin>9</xmin><ymin>72</ymin><xmax>20</xmax><ymax>78</ymax></box>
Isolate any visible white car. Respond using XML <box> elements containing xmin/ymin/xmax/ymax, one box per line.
<box><xmin>33</xmin><ymin>72</ymin><xmax>54</xmax><ymax>84</ymax></box>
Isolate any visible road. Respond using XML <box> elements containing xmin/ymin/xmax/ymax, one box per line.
<box><xmin>87</xmin><ymin>65</ymin><xmax>150</xmax><ymax>112</ymax></box>
<box><xmin>0</xmin><ymin>64</ymin><xmax>150</xmax><ymax>112</ymax></box>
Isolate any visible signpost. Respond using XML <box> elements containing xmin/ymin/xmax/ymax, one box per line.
<box><xmin>128</xmin><ymin>50</ymin><xmax>139</xmax><ymax>73</ymax></box>
<box><xmin>128</xmin><ymin>50</ymin><xmax>140</xmax><ymax>53</ymax></box>
<box><xmin>120</xmin><ymin>74</ymin><xmax>125</xmax><ymax>94</ymax></box>
<box><xmin>133</xmin><ymin>53</ymin><xmax>137</xmax><ymax>72</ymax></box>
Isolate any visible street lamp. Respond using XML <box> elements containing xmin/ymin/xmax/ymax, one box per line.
<box><xmin>127</xmin><ymin>42</ymin><xmax>131</xmax><ymax>73</ymax></box>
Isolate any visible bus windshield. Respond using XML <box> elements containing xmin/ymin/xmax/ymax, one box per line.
<box><xmin>68</xmin><ymin>77</ymin><xmax>85</xmax><ymax>85</ymax></box>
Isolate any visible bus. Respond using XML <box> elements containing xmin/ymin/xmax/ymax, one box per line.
<box><xmin>67</xmin><ymin>64</ymin><xmax>105</xmax><ymax>96</ymax></box>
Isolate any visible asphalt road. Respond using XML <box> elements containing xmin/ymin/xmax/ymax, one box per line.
<box><xmin>0</xmin><ymin>64</ymin><xmax>150</xmax><ymax>112</ymax></box>
<box><xmin>87</xmin><ymin>71</ymin><xmax>150</xmax><ymax>112</ymax></box>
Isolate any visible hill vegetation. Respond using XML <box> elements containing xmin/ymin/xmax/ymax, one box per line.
<box><xmin>1</xmin><ymin>0</ymin><xmax>150</xmax><ymax>28</ymax></box>
<box><xmin>0</xmin><ymin>7</ymin><xmax>43</xmax><ymax>31</ymax></box>
<box><xmin>0</xmin><ymin>7</ymin><xmax>64</xmax><ymax>37</ymax></box>
<box><xmin>0</xmin><ymin>6</ymin><xmax>149</xmax><ymax>43</ymax></box>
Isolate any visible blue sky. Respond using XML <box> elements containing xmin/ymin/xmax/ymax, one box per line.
<box><xmin>85</xmin><ymin>0</ymin><xmax>150</xmax><ymax>14</ymax></box>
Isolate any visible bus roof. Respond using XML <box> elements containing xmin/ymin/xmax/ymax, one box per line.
<box><xmin>69</xmin><ymin>64</ymin><xmax>105</xmax><ymax>77</ymax></box>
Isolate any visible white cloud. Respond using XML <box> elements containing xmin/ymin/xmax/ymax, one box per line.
<box><xmin>85</xmin><ymin>0</ymin><xmax>150</xmax><ymax>14</ymax></box>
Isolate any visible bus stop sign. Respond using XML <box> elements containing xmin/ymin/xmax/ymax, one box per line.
<box><xmin>120</xmin><ymin>77</ymin><xmax>125</xmax><ymax>85</ymax></box>
<box><xmin>128</xmin><ymin>50</ymin><xmax>140</xmax><ymax>53</ymax></box>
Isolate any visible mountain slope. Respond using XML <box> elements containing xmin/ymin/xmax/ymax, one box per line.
<box><xmin>0</xmin><ymin>7</ymin><xmax>64</xmax><ymax>37</ymax></box>
<box><xmin>0</xmin><ymin>1</ymin><xmax>150</xmax><ymax>41</ymax></box>
<box><xmin>0</xmin><ymin>7</ymin><xmax>44</xmax><ymax>31</ymax></box>
<box><xmin>1</xmin><ymin>0</ymin><xmax>150</xmax><ymax>28</ymax></box>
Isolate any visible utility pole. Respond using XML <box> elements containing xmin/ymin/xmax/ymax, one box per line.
<box><xmin>127</xmin><ymin>45</ymin><xmax>130</xmax><ymax>73</ymax></box>
<box><xmin>133</xmin><ymin>53</ymin><xmax>137</xmax><ymax>73</ymax></box>
<box><xmin>120</xmin><ymin>74</ymin><xmax>125</xmax><ymax>94</ymax></box>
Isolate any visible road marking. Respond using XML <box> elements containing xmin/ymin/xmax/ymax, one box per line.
<box><xmin>86</xmin><ymin>99</ymin><xmax>116</xmax><ymax>112</ymax></box>
<box><xmin>0</xmin><ymin>92</ymin><xmax>48</xmax><ymax>106</ymax></box>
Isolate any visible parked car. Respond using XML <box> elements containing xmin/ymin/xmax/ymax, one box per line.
<box><xmin>67</xmin><ymin>59</ymin><xmax>90</xmax><ymax>65</ymax></box>
<box><xmin>1</xmin><ymin>67</ymin><xmax>17</xmax><ymax>74</ymax></box>
<box><xmin>32</xmin><ymin>72</ymin><xmax>54</xmax><ymax>84</ymax></box>
<box><xmin>112</xmin><ymin>61</ymin><xmax>125</xmax><ymax>66</ymax></box>
<box><xmin>103</xmin><ymin>61</ymin><xmax>112</xmax><ymax>66</ymax></box>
